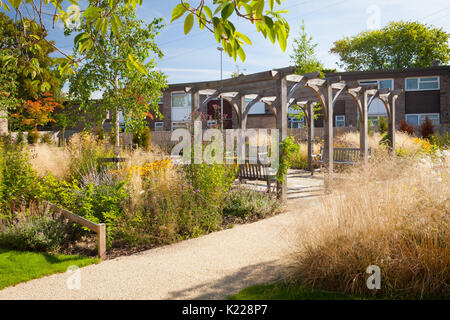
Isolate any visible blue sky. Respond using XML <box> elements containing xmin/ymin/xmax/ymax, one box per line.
<box><xmin>33</xmin><ymin>0</ymin><xmax>450</xmax><ymax>86</ymax></box>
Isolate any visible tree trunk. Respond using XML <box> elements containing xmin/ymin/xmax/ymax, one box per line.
<box><xmin>115</xmin><ymin>106</ymin><xmax>120</xmax><ymax>169</ymax></box>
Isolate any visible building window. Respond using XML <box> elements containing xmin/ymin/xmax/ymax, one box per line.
<box><xmin>405</xmin><ymin>77</ymin><xmax>440</xmax><ymax>91</ymax></box>
<box><xmin>359</xmin><ymin>79</ymin><xmax>394</xmax><ymax>90</ymax></box>
<box><xmin>335</xmin><ymin>115</ymin><xmax>345</xmax><ymax>127</ymax></box>
<box><xmin>288</xmin><ymin>117</ymin><xmax>305</xmax><ymax>128</ymax></box>
<box><xmin>154</xmin><ymin>122</ymin><xmax>164</xmax><ymax>131</ymax></box>
<box><xmin>405</xmin><ymin>113</ymin><xmax>440</xmax><ymax>126</ymax></box>
<box><xmin>171</xmin><ymin>92</ymin><xmax>191</xmax><ymax>108</ymax></box>
<box><xmin>206</xmin><ymin>120</ymin><xmax>217</xmax><ymax>128</ymax></box>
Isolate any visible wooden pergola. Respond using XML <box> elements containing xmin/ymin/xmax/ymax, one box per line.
<box><xmin>182</xmin><ymin>66</ymin><xmax>402</xmax><ymax>200</ymax></box>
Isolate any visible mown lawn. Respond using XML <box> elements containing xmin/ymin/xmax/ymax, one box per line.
<box><xmin>0</xmin><ymin>248</ymin><xmax>99</xmax><ymax>290</ymax></box>
<box><xmin>229</xmin><ymin>282</ymin><xmax>358</xmax><ymax>300</ymax></box>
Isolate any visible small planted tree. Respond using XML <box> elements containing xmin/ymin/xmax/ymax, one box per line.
<box><xmin>399</xmin><ymin>120</ymin><xmax>414</xmax><ymax>136</ymax></box>
<box><xmin>420</xmin><ymin>116</ymin><xmax>434</xmax><ymax>139</ymax></box>
<box><xmin>67</xmin><ymin>5</ymin><xmax>167</xmax><ymax>163</ymax></box>
<box><xmin>289</xmin><ymin>20</ymin><xmax>323</xmax><ymax>125</ymax></box>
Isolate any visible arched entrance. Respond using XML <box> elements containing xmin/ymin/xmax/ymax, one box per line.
<box><xmin>207</xmin><ymin>99</ymin><xmax>233</xmax><ymax>129</ymax></box>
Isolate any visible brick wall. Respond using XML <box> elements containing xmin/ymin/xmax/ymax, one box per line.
<box><xmin>440</xmin><ymin>74</ymin><xmax>450</xmax><ymax>124</ymax></box>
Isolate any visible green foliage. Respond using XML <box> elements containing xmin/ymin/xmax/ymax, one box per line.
<box><xmin>171</xmin><ymin>0</ymin><xmax>289</xmax><ymax>61</ymax></box>
<box><xmin>288</xmin><ymin>144</ymin><xmax>308</xmax><ymax>170</ymax></box>
<box><xmin>429</xmin><ymin>132</ymin><xmax>450</xmax><ymax>149</ymax></box>
<box><xmin>1</xmin><ymin>1</ymin><xmax>290</xmax><ymax>79</ymax></box>
<box><xmin>117</xmin><ymin>163</ymin><xmax>237</xmax><ymax>247</ymax></box>
<box><xmin>15</xmin><ymin>131</ymin><xmax>24</xmax><ymax>144</ymax></box>
<box><xmin>277</xmin><ymin>136</ymin><xmax>299</xmax><ymax>182</ymax></box>
<box><xmin>290</xmin><ymin>20</ymin><xmax>324</xmax><ymax>75</ymax></box>
<box><xmin>0</xmin><ymin>249</ymin><xmax>98</xmax><ymax>290</ymax></box>
<box><xmin>0</xmin><ymin>12</ymin><xmax>61</xmax><ymax>102</ymax></box>
<box><xmin>26</xmin><ymin>128</ymin><xmax>39</xmax><ymax>144</ymax></box>
<box><xmin>0</xmin><ymin>139</ymin><xmax>38</xmax><ymax>213</ymax></box>
<box><xmin>0</xmin><ymin>50</ymin><xmax>18</xmax><ymax>112</ymax></box>
<box><xmin>379</xmin><ymin>133</ymin><xmax>391</xmax><ymax>146</ymax></box>
<box><xmin>378</xmin><ymin>116</ymin><xmax>388</xmax><ymax>135</ymax></box>
<box><xmin>133</xmin><ymin>127</ymin><xmax>151</xmax><ymax>150</ymax></box>
<box><xmin>223</xmin><ymin>188</ymin><xmax>280</xmax><ymax>218</ymax></box>
<box><xmin>0</xmin><ymin>216</ymin><xmax>69</xmax><ymax>252</ymax></box>
<box><xmin>40</xmin><ymin>132</ymin><xmax>53</xmax><ymax>144</ymax></box>
<box><xmin>331</xmin><ymin>21</ymin><xmax>450</xmax><ymax>71</ymax></box>
<box><xmin>67</xmin><ymin>6</ymin><xmax>167</xmax><ymax>135</ymax></box>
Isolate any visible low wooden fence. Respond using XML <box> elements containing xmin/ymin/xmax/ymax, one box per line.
<box><xmin>43</xmin><ymin>201</ymin><xmax>106</xmax><ymax>260</ymax></box>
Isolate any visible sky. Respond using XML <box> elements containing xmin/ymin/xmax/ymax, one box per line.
<box><xmin>16</xmin><ymin>0</ymin><xmax>450</xmax><ymax>87</ymax></box>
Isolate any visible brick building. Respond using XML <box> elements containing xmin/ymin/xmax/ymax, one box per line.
<box><xmin>150</xmin><ymin>65</ymin><xmax>449</xmax><ymax>131</ymax></box>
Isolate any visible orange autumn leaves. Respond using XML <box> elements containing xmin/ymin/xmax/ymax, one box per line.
<box><xmin>12</xmin><ymin>92</ymin><xmax>62</xmax><ymax>129</ymax></box>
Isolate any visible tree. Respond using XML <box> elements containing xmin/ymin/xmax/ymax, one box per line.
<box><xmin>331</xmin><ymin>21</ymin><xmax>450</xmax><ymax>71</ymax></box>
<box><xmin>289</xmin><ymin>20</ymin><xmax>323</xmax><ymax>124</ymax></box>
<box><xmin>53</xmin><ymin>103</ymin><xmax>81</xmax><ymax>146</ymax></box>
<box><xmin>67</xmin><ymin>5</ymin><xmax>167</xmax><ymax>160</ymax></box>
<box><xmin>11</xmin><ymin>92</ymin><xmax>62</xmax><ymax>131</ymax></box>
<box><xmin>290</xmin><ymin>20</ymin><xmax>323</xmax><ymax>75</ymax></box>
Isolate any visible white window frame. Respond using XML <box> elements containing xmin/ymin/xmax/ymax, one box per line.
<box><xmin>405</xmin><ymin>76</ymin><xmax>440</xmax><ymax>91</ymax></box>
<box><xmin>288</xmin><ymin>117</ymin><xmax>305</xmax><ymax>128</ymax></box>
<box><xmin>171</xmin><ymin>91</ymin><xmax>191</xmax><ymax>108</ymax></box>
<box><xmin>359</xmin><ymin>79</ymin><xmax>394</xmax><ymax>90</ymax></box>
<box><xmin>154</xmin><ymin>122</ymin><xmax>164</xmax><ymax>131</ymax></box>
<box><xmin>335</xmin><ymin>115</ymin><xmax>345</xmax><ymax>127</ymax></box>
<box><xmin>405</xmin><ymin>113</ymin><xmax>440</xmax><ymax>126</ymax></box>
<box><xmin>206</xmin><ymin>120</ymin><xmax>217</xmax><ymax>128</ymax></box>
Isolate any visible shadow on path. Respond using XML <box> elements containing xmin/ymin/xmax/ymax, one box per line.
<box><xmin>166</xmin><ymin>260</ymin><xmax>289</xmax><ymax>300</ymax></box>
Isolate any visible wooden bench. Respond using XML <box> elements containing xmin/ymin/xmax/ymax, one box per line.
<box><xmin>237</xmin><ymin>160</ymin><xmax>276</xmax><ymax>193</ymax></box>
<box><xmin>312</xmin><ymin>147</ymin><xmax>372</xmax><ymax>165</ymax></box>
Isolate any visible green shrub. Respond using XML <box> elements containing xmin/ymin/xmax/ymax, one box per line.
<box><xmin>224</xmin><ymin>188</ymin><xmax>280</xmax><ymax>218</ymax></box>
<box><xmin>116</xmin><ymin>163</ymin><xmax>237</xmax><ymax>247</ymax></box>
<box><xmin>378</xmin><ymin>116</ymin><xmax>388</xmax><ymax>134</ymax></box>
<box><xmin>0</xmin><ymin>140</ymin><xmax>38</xmax><ymax>215</ymax></box>
<box><xmin>288</xmin><ymin>144</ymin><xmax>308</xmax><ymax>170</ymax></box>
<box><xmin>133</xmin><ymin>127</ymin><xmax>151</xmax><ymax>150</ymax></box>
<box><xmin>40</xmin><ymin>132</ymin><xmax>53</xmax><ymax>144</ymax></box>
<box><xmin>96</xmin><ymin>127</ymin><xmax>105</xmax><ymax>141</ymax></box>
<box><xmin>0</xmin><ymin>215</ymin><xmax>69</xmax><ymax>252</ymax></box>
<box><xmin>16</xmin><ymin>131</ymin><xmax>24</xmax><ymax>145</ymax></box>
<box><xmin>27</xmin><ymin>129</ymin><xmax>40</xmax><ymax>144</ymax></box>
<box><xmin>429</xmin><ymin>132</ymin><xmax>450</xmax><ymax>149</ymax></box>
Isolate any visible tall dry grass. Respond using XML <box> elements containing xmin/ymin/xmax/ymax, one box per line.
<box><xmin>288</xmin><ymin>152</ymin><xmax>449</xmax><ymax>299</ymax></box>
<box><xmin>28</xmin><ymin>144</ymin><xmax>71</xmax><ymax>179</ymax></box>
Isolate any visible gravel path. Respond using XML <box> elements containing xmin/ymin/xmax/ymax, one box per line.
<box><xmin>0</xmin><ymin>170</ymin><xmax>323</xmax><ymax>300</ymax></box>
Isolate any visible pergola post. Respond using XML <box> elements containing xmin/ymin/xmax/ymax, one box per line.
<box><xmin>307</xmin><ymin>102</ymin><xmax>314</xmax><ymax>173</ymax></box>
<box><xmin>237</xmin><ymin>95</ymin><xmax>247</xmax><ymax>130</ymax></box>
<box><xmin>388</xmin><ymin>94</ymin><xmax>397</xmax><ymax>153</ymax></box>
<box><xmin>276</xmin><ymin>76</ymin><xmax>288</xmax><ymax>201</ymax></box>
<box><xmin>360</xmin><ymin>91</ymin><xmax>369</xmax><ymax>164</ymax></box>
<box><xmin>191</xmin><ymin>90</ymin><xmax>200</xmax><ymax>122</ymax></box>
<box><xmin>323</xmin><ymin>84</ymin><xmax>334</xmax><ymax>191</ymax></box>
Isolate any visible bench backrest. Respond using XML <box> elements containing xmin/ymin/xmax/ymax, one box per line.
<box><xmin>319</xmin><ymin>147</ymin><xmax>372</xmax><ymax>163</ymax></box>
<box><xmin>238</xmin><ymin>160</ymin><xmax>274</xmax><ymax>180</ymax></box>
